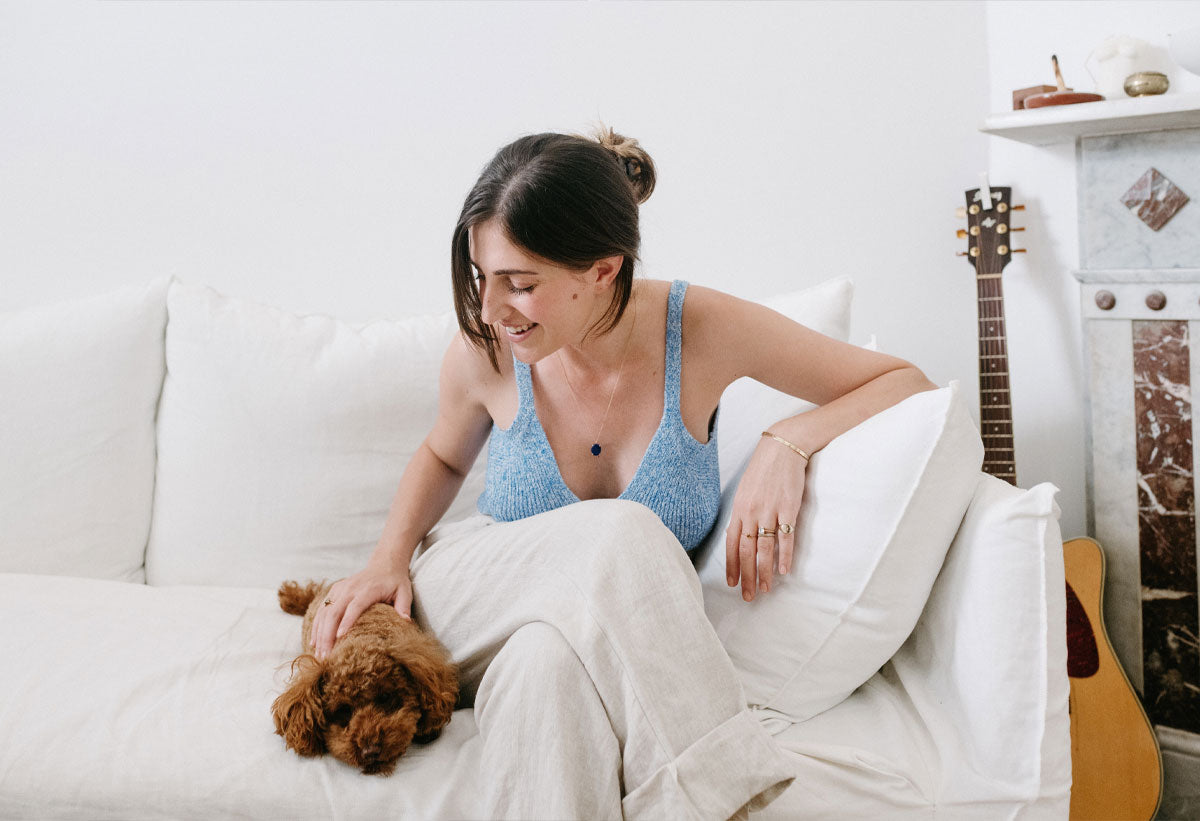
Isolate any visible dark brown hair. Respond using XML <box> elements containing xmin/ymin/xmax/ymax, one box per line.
<box><xmin>450</xmin><ymin>126</ymin><xmax>656</xmax><ymax>370</ymax></box>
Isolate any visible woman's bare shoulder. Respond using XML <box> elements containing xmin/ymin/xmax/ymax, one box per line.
<box><xmin>442</xmin><ymin>330</ymin><xmax>511</xmax><ymax>398</ymax></box>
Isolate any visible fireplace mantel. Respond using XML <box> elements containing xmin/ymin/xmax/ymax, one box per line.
<box><xmin>980</xmin><ymin>92</ymin><xmax>1200</xmax><ymax>145</ymax></box>
<box><xmin>981</xmin><ymin>96</ymin><xmax>1200</xmax><ymax>812</ymax></box>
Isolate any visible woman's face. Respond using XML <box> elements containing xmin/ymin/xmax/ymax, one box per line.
<box><xmin>468</xmin><ymin>218</ymin><xmax>616</xmax><ymax>364</ymax></box>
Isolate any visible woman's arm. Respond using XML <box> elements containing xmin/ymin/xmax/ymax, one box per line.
<box><xmin>310</xmin><ymin>333</ymin><xmax>494</xmax><ymax>658</ymax></box>
<box><xmin>683</xmin><ymin>285</ymin><xmax>937</xmax><ymax>603</ymax></box>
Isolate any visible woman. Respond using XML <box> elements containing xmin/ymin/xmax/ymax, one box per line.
<box><xmin>310</xmin><ymin>127</ymin><xmax>934</xmax><ymax>818</ymax></box>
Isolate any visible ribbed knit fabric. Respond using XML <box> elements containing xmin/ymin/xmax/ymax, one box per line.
<box><xmin>477</xmin><ymin>280</ymin><xmax>721</xmax><ymax>552</ymax></box>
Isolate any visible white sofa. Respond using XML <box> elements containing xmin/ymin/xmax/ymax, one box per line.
<box><xmin>0</xmin><ymin>276</ymin><xmax>1071</xmax><ymax>819</ymax></box>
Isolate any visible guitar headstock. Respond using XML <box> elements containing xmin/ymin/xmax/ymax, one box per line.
<box><xmin>956</xmin><ymin>187</ymin><xmax>1026</xmax><ymax>275</ymax></box>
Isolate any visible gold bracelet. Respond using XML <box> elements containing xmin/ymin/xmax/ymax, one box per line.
<box><xmin>761</xmin><ymin>431</ymin><xmax>810</xmax><ymax>462</ymax></box>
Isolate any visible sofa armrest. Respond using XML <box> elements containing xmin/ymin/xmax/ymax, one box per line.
<box><xmin>889</xmin><ymin>474</ymin><xmax>1071</xmax><ymax>810</ymax></box>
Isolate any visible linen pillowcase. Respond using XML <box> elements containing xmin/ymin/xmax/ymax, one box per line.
<box><xmin>694</xmin><ymin>381</ymin><xmax>984</xmax><ymax>724</ymax></box>
<box><xmin>144</xmin><ymin>281</ymin><xmax>484</xmax><ymax>588</ymax></box>
<box><xmin>890</xmin><ymin>475</ymin><xmax>1070</xmax><ymax>808</ymax></box>
<box><xmin>0</xmin><ymin>278</ymin><xmax>169</xmax><ymax>583</ymax></box>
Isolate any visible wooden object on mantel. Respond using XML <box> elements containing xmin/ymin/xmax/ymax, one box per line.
<box><xmin>1065</xmin><ymin>537</ymin><xmax>1163</xmax><ymax>821</ymax></box>
<box><xmin>980</xmin><ymin>92</ymin><xmax>1200</xmax><ymax>145</ymax></box>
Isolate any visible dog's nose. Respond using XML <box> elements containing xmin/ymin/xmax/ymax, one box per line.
<box><xmin>360</xmin><ymin>745</ymin><xmax>380</xmax><ymax>760</ymax></box>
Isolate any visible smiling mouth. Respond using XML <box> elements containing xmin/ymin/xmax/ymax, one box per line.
<box><xmin>502</xmin><ymin>322</ymin><xmax>537</xmax><ymax>338</ymax></box>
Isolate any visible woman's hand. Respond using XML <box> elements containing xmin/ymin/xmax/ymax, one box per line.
<box><xmin>725</xmin><ymin>434</ymin><xmax>809</xmax><ymax>602</ymax></box>
<box><xmin>309</xmin><ymin>561</ymin><xmax>414</xmax><ymax>660</ymax></box>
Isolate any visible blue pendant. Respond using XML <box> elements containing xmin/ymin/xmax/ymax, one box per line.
<box><xmin>591</xmin><ymin>443</ymin><xmax>602</xmax><ymax>456</ymax></box>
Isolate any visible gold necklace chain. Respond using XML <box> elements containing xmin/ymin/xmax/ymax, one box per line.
<box><xmin>557</xmin><ymin>298</ymin><xmax>638</xmax><ymax>457</ymax></box>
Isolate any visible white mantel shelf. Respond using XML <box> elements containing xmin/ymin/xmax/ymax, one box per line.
<box><xmin>980</xmin><ymin>92</ymin><xmax>1200</xmax><ymax>145</ymax></box>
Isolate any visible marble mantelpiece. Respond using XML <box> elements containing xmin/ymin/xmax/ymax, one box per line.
<box><xmin>1079</xmin><ymin>128</ymin><xmax>1199</xmax><ymax>270</ymax></box>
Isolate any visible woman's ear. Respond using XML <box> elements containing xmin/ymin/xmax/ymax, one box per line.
<box><xmin>589</xmin><ymin>254</ymin><xmax>626</xmax><ymax>289</ymax></box>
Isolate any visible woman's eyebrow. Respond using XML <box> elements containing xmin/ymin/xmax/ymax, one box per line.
<box><xmin>469</xmin><ymin>259</ymin><xmax>541</xmax><ymax>277</ymax></box>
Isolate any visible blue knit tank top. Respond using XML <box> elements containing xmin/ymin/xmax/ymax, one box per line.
<box><xmin>477</xmin><ymin>280</ymin><xmax>720</xmax><ymax>552</ymax></box>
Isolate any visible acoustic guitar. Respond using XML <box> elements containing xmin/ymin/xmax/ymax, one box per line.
<box><xmin>1064</xmin><ymin>538</ymin><xmax>1162</xmax><ymax>820</ymax></box>
<box><xmin>959</xmin><ymin>186</ymin><xmax>1162</xmax><ymax>819</ymax></box>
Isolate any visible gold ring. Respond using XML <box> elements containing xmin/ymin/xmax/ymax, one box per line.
<box><xmin>757</xmin><ymin>527</ymin><xmax>776</xmax><ymax>537</ymax></box>
<box><xmin>779</xmin><ymin>523</ymin><xmax>794</xmax><ymax>535</ymax></box>
<box><xmin>323</xmin><ymin>598</ymin><xmax>333</xmax><ymax>606</ymax></box>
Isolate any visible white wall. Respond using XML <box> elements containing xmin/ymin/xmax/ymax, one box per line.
<box><xmin>1</xmin><ymin>1</ymin><xmax>988</xmax><ymax>342</ymax></box>
<box><xmin>3</xmin><ymin>1</ymin><xmax>1002</xmax><ymax>496</ymax></box>
<box><xmin>985</xmin><ymin>0</ymin><xmax>1200</xmax><ymax>538</ymax></box>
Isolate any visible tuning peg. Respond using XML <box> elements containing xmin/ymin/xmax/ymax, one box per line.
<box><xmin>956</xmin><ymin>251</ymin><xmax>969</xmax><ymax>257</ymax></box>
<box><xmin>955</xmin><ymin>207</ymin><xmax>966</xmax><ymax>219</ymax></box>
<box><xmin>956</xmin><ymin>228</ymin><xmax>968</xmax><ymax>239</ymax></box>
<box><xmin>1013</xmin><ymin>204</ymin><xmax>1026</xmax><ymax>211</ymax></box>
<box><xmin>1010</xmin><ymin>226</ymin><xmax>1026</xmax><ymax>231</ymax></box>
<box><xmin>1012</xmin><ymin>248</ymin><xmax>1027</xmax><ymax>253</ymax></box>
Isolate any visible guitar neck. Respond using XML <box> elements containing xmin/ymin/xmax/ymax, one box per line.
<box><xmin>976</xmin><ymin>272</ymin><xmax>1015</xmax><ymax>484</ymax></box>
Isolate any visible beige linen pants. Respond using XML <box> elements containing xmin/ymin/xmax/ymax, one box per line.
<box><xmin>409</xmin><ymin>499</ymin><xmax>795</xmax><ymax>820</ymax></box>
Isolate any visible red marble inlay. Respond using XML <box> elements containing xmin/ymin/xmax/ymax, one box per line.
<box><xmin>1133</xmin><ymin>320</ymin><xmax>1200</xmax><ymax>731</ymax></box>
<box><xmin>1121</xmin><ymin>167</ymin><xmax>1190</xmax><ymax>232</ymax></box>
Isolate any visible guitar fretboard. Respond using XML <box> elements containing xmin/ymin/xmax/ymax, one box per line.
<box><xmin>977</xmin><ymin>272</ymin><xmax>1015</xmax><ymax>483</ymax></box>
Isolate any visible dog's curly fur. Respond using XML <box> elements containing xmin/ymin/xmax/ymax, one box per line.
<box><xmin>271</xmin><ymin>579</ymin><xmax>458</xmax><ymax>776</ymax></box>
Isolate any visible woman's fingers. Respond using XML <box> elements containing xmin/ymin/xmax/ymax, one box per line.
<box><xmin>311</xmin><ymin>585</ymin><xmax>343</xmax><ymax>659</ymax></box>
<box><xmin>777</xmin><ymin>513</ymin><xmax>797</xmax><ymax>576</ymax></box>
<box><xmin>756</xmin><ymin>528</ymin><xmax>776</xmax><ymax>594</ymax></box>
<box><xmin>740</xmin><ymin>528</ymin><xmax>762</xmax><ymax>602</ymax></box>
<box><xmin>334</xmin><ymin>597</ymin><xmax>372</xmax><ymax>647</ymax></box>
<box><xmin>725</xmin><ymin>518</ymin><xmax>742</xmax><ymax>587</ymax></box>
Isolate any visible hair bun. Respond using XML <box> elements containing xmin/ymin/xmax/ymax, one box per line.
<box><xmin>594</xmin><ymin>125</ymin><xmax>656</xmax><ymax>205</ymax></box>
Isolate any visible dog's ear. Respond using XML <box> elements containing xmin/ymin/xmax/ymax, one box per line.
<box><xmin>271</xmin><ymin>654</ymin><xmax>327</xmax><ymax>756</ymax></box>
<box><xmin>398</xmin><ymin>643</ymin><xmax>460</xmax><ymax>739</ymax></box>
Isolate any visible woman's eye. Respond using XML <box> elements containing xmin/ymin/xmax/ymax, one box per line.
<box><xmin>507</xmin><ymin>283</ymin><xmax>534</xmax><ymax>295</ymax></box>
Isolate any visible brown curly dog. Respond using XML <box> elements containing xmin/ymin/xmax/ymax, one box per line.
<box><xmin>271</xmin><ymin>579</ymin><xmax>459</xmax><ymax>776</ymax></box>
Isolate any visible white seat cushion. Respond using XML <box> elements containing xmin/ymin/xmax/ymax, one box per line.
<box><xmin>695</xmin><ymin>381</ymin><xmax>984</xmax><ymax>725</ymax></box>
<box><xmin>0</xmin><ymin>573</ymin><xmax>483</xmax><ymax>819</ymax></box>
<box><xmin>0</xmin><ymin>279</ymin><xmax>168</xmax><ymax>583</ymax></box>
<box><xmin>145</xmin><ymin>281</ymin><xmax>486</xmax><ymax>587</ymax></box>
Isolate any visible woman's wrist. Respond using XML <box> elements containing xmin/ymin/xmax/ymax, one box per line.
<box><xmin>368</xmin><ymin>538</ymin><xmax>418</xmax><ymax>575</ymax></box>
<box><xmin>760</xmin><ymin>430</ymin><xmax>810</xmax><ymax>462</ymax></box>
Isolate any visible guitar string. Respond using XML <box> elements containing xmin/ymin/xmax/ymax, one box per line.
<box><xmin>976</xmin><ymin>272</ymin><xmax>1014</xmax><ymax>460</ymax></box>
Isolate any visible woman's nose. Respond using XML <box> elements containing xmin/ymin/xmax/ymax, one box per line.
<box><xmin>479</xmin><ymin>279</ymin><xmax>504</xmax><ymax>325</ymax></box>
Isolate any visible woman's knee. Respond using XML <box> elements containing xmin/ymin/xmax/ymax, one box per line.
<box><xmin>474</xmin><ymin>622</ymin><xmax>588</xmax><ymax>723</ymax></box>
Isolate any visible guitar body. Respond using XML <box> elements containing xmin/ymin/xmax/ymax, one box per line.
<box><xmin>1064</xmin><ymin>537</ymin><xmax>1162</xmax><ymax>820</ymax></box>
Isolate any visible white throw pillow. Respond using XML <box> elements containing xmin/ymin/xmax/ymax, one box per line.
<box><xmin>0</xmin><ymin>279</ymin><xmax>169</xmax><ymax>583</ymax></box>
<box><xmin>145</xmin><ymin>281</ymin><xmax>485</xmax><ymax>587</ymax></box>
<box><xmin>715</xmin><ymin>276</ymin><xmax>853</xmax><ymax>484</ymax></box>
<box><xmin>890</xmin><ymin>475</ymin><xmax>1070</xmax><ymax>807</ymax></box>
<box><xmin>695</xmin><ymin>381</ymin><xmax>983</xmax><ymax>723</ymax></box>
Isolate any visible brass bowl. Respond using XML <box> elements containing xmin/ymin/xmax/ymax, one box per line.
<box><xmin>1124</xmin><ymin>71</ymin><xmax>1170</xmax><ymax>96</ymax></box>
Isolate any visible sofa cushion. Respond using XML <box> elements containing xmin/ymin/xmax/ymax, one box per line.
<box><xmin>0</xmin><ymin>279</ymin><xmax>169</xmax><ymax>583</ymax></box>
<box><xmin>890</xmin><ymin>475</ymin><xmax>1070</xmax><ymax>809</ymax></box>
<box><xmin>752</xmin><ymin>477</ymin><xmax>1069</xmax><ymax>819</ymax></box>
<box><xmin>145</xmin><ymin>281</ymin><xmax>484</xmax><ymax>587</ymax></box>
<box><xmin>0</xmin><ymin>572</ymin><xmax>483</xmax><ymax>819</ymax></box>
<box><xmin>146</xmin><ymin>277</ymin><xmax>852</xmax><ymax>589</ymax></box>
<box><xmin>695</xmin><ymin>381</ymin><xmax>983</xmax><ymax>725</ymax></box>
